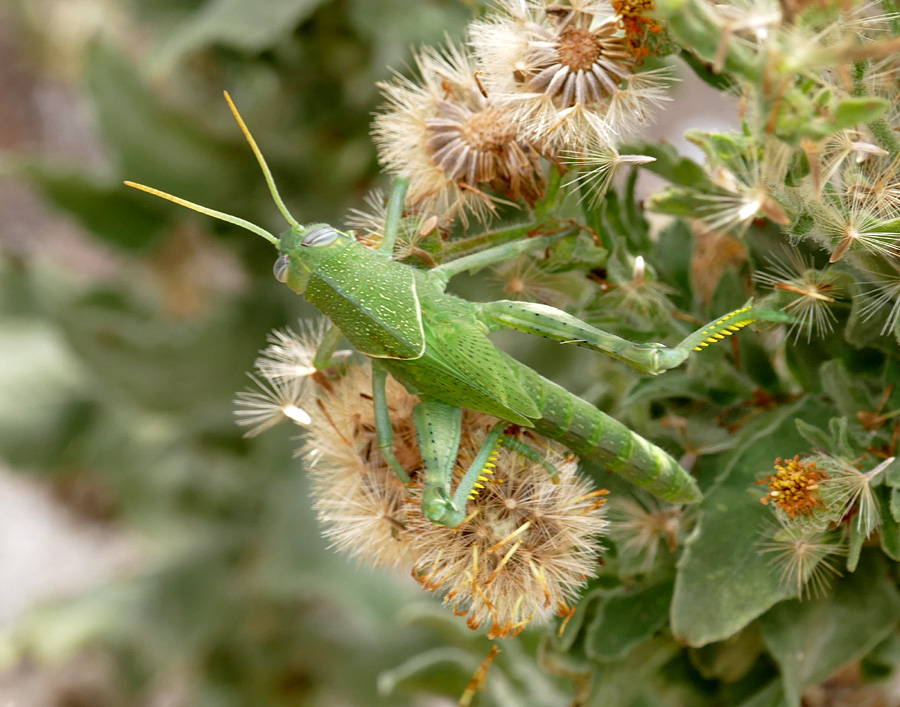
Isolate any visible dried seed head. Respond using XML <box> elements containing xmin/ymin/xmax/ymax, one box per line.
<box><xmin>409</xmin><ymin>438</ymin><xmax>608</xmax><ymax>638</ymax></box>
<box><xmin>298</xmin><ymin>360</ymin><xmax>609</xmax><ymax>633</ymax></box>
<box><xmin>752</xmin><ymin>248</ymin><xmax>840</xmax><ymax>343</ymax></box>
<box><xmin>471</xmin><ymin>0</ymin><xmax>673</xmax><ymax>149</ymax></box>
<box><xmin>374</xmin><ymin>39</ymin><xmax>546</xmax><ymax>225</ymax></box>
<box><xmin>608</xmin><ymin>490</ymin><xmax>684</xmax><ymax>571</ymax></box>
<box><xmin>300</xmin><ymin>363</ymin><xmax>421</xmax><ymax>568</ymax></box>
<box><xmin>759</xmin><ymin>519</ymin><xmax>846</xmax><ymax>599</ymax></box>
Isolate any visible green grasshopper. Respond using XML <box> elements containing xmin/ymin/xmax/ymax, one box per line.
<box><xmin>127</xmin><ymin>93</ymin><xmax>781</xmax><ymax>527</ymax></box>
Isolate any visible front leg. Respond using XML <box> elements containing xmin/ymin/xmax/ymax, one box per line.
<box><xmin>373</xmin><ymin>365</ymin><xmax>411</xmax><ymax>483</ymax></box>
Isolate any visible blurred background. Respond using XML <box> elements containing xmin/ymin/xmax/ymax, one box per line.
<box><xmin>0</xmin><ymin>0</ymin><xmax>733</xmax><ymax>704</ymax></box>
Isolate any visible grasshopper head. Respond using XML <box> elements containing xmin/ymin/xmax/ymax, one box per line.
<box><xmin>274</xmin><ymin>223</ymin><xmax>353</xmax><ymax>295</ymax></box>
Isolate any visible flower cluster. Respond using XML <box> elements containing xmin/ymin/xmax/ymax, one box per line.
<box><xmin>758</xmin><ymin>455</ymin><xmax>828</xmax><ymax>520</ymax></box>
<box><xmin>757</xmin><ymin>453</ymin><xmax>894</xmax><ymax>597</ymax></box>
<box><xmin>374</xmin><ymin>0</ymin><xmax>671</xmax><ymax>225</ymax></box>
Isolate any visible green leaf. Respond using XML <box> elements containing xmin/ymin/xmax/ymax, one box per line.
<box><xmin>689</xmin><ymin>625</ymin><xmax>764</xmax><ymax>683</ymax></box>
<box><xmin>154</xmin><ymin>0</ymin><xmax>328</xmax><ymax>69</ymax></box>
<box><xmin>879</xmin><ymin>487</ymin><xmax>900</xmax><ymax>560</ymax></box>
<box><xmin>20</xmin><ymin>163</ymin><xmax>168</xmax><ymax>251</ymax></box>
<box><xmin>846</xmin><ymin>521</ymin><xmax>865</xmax><ymax>573</ymax></box>
<box><xmin>586</xmin><ymin>636</ymin><xmax>682</xmax><ymax>706</ymax></box>
<box><xmin>585</xmin><ymin>581</ymin><xmax>674</xmax><ymax>661</ymax></box>
<box><xmin>759</xmin><ymin>553</ymin><xmax>900</xmax><ymax>707</ymax></box>
<box><xmin>646</xmin><ymin>185</ymin><xmax>712</xmax><ymax>219</ymax></box>
<box><xmin>651</xmin><ymin>220</ymin><xmax>694</xmax><ymax>306</ymax></box>
<box><xmin>832</xmin><ymin>97</ymin><xmax>890</xmax><ymax>131</ymax></box>
<box><xmin>794</xmin><ymin>419</ymin><xmax>832</xmax><ymax>451</ymax></box>
<box><xmin>862</xmin><ymin>632</ymin><xmax>900</xmax><ymax>679</ymax></box>
<box><xmin>545</xmin><ymin>233</ymin><xmax>608</xmax><ymax>272</ymax></box>
<box><xmin>739</xmin><ymin>330</ymin><xmax>782</xmax><ymax>394</ymax></box>
<box><xmin>671</xmin><ymin>398</ymin><xmax>831</xmax><ymax>647</ymax></box>
<box><xmin>737</xmin><ymin>681</ymin><xmax>788</xmax><ymax>707</ymax></box>
<box><xmin>619</xmin><ymin>140</ymin><xmax>711</xmax><ymax>188</ymax></box>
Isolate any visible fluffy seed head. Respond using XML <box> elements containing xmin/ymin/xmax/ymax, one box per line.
<box><xmin>409</xmin><ymin>438</ymin><xmax>608</xmax><ymax>638</ymax></box>
<box><xmin>300</xmin><ymin>363</ymin><xmax>421</xmax><ymax>567</ymax></box>
<box><xmin>752</xmin><ymin>248</ymin><xmax>840</xmax><ymax>343</ymax></box>
<box><xmin>760</xmin><ymin>519</ymin><xmax>846</xmax><ymax>599</ymax></box>
<box><xmin>816</xmin><ymin>455</ymin><xmax>892</xmax><ymax>537</ymax></box>
<box><xmin>607</xmin><ymin>490</ymin><xmax>684</xmax><ymax>571</ymax></box>
<box><xmin>470</xmin><ymin>0</ymin><xmax>673</xmax><ymax>149</ymax></box>
<box><xmin>858</xmin><ymin>269</ymin><xmax>900</xmax><ymax>336</ymax></box>
<box><xmin>373</xmin><ymin>39</ymin><xmax>546</xmax><ymax>225</ymax></box>
<box><xmin>490</xmin><ymin>256</ymin><xmax>570</xmax><ymax>307</ymax></box>
<box><xmin>296</xmin><ymin>361</ymin><xmax>608</xmax><ymax>637</ymax></box>
<box><xmin>233</xmin><ymin>373</ymin><xmax>312</xmax><ymax>437</ymax></box>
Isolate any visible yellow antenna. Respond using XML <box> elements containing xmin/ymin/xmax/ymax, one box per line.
<box><xmin>124</xmin><ymin>181</ymin><xmax>280</xmax><ymax>245</ymax></box>
<box><xmin>223</xmin><ymin>90</ymin><xmax>300</xmax><ymax>229</ymax></box>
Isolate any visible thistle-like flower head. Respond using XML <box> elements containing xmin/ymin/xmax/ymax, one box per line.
<box><xmin>296</xmin><ymin>361</ymin><xmax>608</xmax><ymax>636</ymax></box>
<box><xmin>374</xmin><ymin>38</ymin><xmax>546</xmax><ymax>225</ymax></box>
<box><xmin>470</xmin><ymin>0</ymin><xmax>673</xmax><ymax>149</ymax></box>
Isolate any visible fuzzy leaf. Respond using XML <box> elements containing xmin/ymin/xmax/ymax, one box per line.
<box><xmin>671</xmin><ymin>398</ymin><xmax>831</xmax><ymax>647</ymax></box>
<box><xmin>794</xmin><ymin>419</ymin><xmax>832</xmax><ymax>452</ymax></box>
<box><xmin>846</xmin><ymin>521</ymin><xmax>865</xmax><ymax>572</ymax></box>
<box><xmin>819</xmin><ymin>360</ymin><xmax>873</xmax><ymax>419</ymax></box>
<box><xmin>737</xmin><ymin>681</ymin><xmax>787</xmax><ymax>707</ymax></box>
<box><xmin>879</xmin><ymin>487</ymin><xmax>900</xmax><ymax>560</ymax></box>
<box><xmin>585</xmin><ymin>581</ymin><xmax>673</xmax><ymax>661</ymax></box>
<box><xmin>832</xmin><ymin>97</ymin><xmax>890</xmax><ymax>131</ymax></box>
<box><xmin>759</xmin><ymin>553</ymin><xmax>900</xmax><ymax>707</ymax></box>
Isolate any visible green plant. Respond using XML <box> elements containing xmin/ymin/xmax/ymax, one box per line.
<box><xmin>4</xmin><ymin>0</ymin><xmax>900</xmax><ymax>705</ymax></box>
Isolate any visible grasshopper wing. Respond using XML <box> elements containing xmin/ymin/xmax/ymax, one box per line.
<box><xmin>424</xmin><ymin>321</ymin><xmax>541</xmax><ymax>425</ymax></box>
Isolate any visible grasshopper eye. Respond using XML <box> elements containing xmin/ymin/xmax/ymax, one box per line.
<box><xmin>273</xmin><ymin>254</ymin><xmax>290</xmax><ymax>282</ymax></box>
<box><xmin>301</xmin><ymin>225</ymin><xmax>339</xmax><ymax>248</ymax></box>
